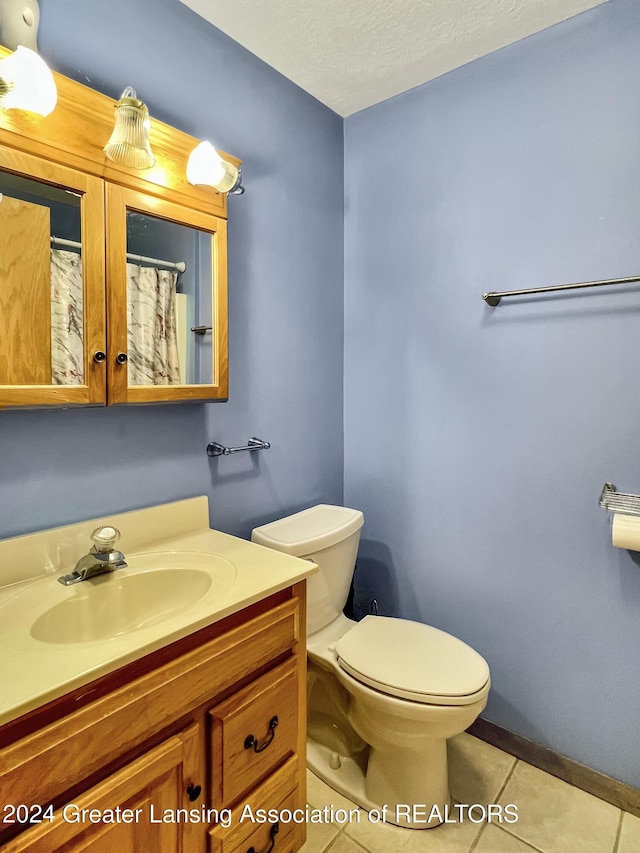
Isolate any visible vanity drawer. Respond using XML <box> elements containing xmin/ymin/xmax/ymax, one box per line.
<box><xmin>209</xmin><ymin>658</ymin><xmax>299</xmax><ymax>807</ymax></box>
<box><xmin>208</xmin><ymin>758</ymin><xmax>300</xmax><ymax>853</ymax></box>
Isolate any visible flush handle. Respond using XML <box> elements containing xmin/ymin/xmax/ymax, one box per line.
<box><xmin>244</xmin><ymin>715</ymin><xmax>278</xmax><ymax>753</ymax></box>
<box><xmin>247</xmin><ymin>822</ymin><xmax>279</xmax><ymax>853</ymax></box>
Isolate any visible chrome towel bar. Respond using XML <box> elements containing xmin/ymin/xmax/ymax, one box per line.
<box><xmin>599</xmin><ymin>483</ymin><xmax>640</xmax><ymax>517</ymax></box>
<box><xmin>483</xmin><ymin>274</ymin><xmax>640</xmax><ymax>306</ymax></box>
<box><xmin>207</xmin><ymin>437</ymin><xmax>271</xmax><ymax>457</ymax></box>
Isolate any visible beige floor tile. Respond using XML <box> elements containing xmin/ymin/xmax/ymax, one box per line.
<box><xmin>497</xmin><ymin>761</ymin><xmax>619</xmax><ymax>853</ymax></box>
<box><xmin>299</xmin><ymin>819</ymin><xmax>344</xmax><ymax>853</ymax></box>
<box><xmin>307</xmin><ymin>773</ymin><xmax>482</xmax><ymax>853</ymax></box>
<box><xmin>402</xmin><ymin>813</ymin><xmax>484</xmax><ymax>853</ymax></box>
<box><xmin>473</xmin><ymin>823</ymin><xmax>541</xmax><ymax>852</ymax></box>
<box><xmin>307</xmin><ymin>769</ymin><xmax>365</xmax><ymax>813</ymax></box>
<box><xmin>448</xmin><ymin>733</ymin><xmax>517</xmax><ymax>805</ymax></box>
<box><xmin>399</xmin><ymin>817</ymin><xmax>482</xmax><ymax>853</ymax></box>
<box><xmin>344</xmin><ymin>808</ymin><xmax>413</xmax><ymax>853</ymax></box>
<box><xmin>347</xmin><ymin>806</ymin><xmax>487</xmax><ymax>853</ymax></box>
<box><xmin>326</xmin><ymin>832</ymin><xmax>369</xmax><ymax>853</ymax></box>
<box><xmin>618</xmin><ymin>812</ymin><xmax>640</xmax><ymax>853</ymax></box>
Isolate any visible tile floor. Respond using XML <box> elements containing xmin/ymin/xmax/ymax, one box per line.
<box><xmin>300</xmin><ymin>734</ymin><xmax>640</xmax><ymax>853</ymax></box>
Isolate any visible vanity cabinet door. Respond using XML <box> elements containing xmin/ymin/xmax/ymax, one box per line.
<box><xmin>0</xmin><ymin>147</ymin><xmax>106</xmax><ymax>408</ymax></box>
<box><xmin>105</xmin><ymin>183</ymin><xmax>228</xmax><ymax>404</ymax></box>
<box><xmin>2</xmin><ymin>724</ymin><xmax>203</xmax><ymax>853</ymax></box>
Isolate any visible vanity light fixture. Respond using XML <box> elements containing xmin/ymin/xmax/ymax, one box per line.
<box><xmin>103</xmin><ymin>86</ymin><xmax>155</xmax><ymax>170</ymax></box>
<box><xmin>0</xmin><ymin>45</ymin><xmax>56</xmax><ymax>115</ymax></box>
<box><xmin>186</xmin><ymin>141</ymin><xmax>245</xmax><ymax>195</ymax></box>
<box><xmin>0</xmin><ymin>0</ymin><xmax>56</xmax><ymax>116</ymax></box>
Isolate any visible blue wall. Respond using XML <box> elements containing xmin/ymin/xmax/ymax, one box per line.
<box><xmin>0</xmin><ymin>0</ymin><xmax>344</xmax><ymax>539</ymax></box>
<box><xmin>2</xmin><ymin>0</ymin><xmax>639</xmax><ymax>791</ymax></box>
<box><xmin>344</xmin><ymin>0</ymin><xmax>640</xmax><ymax>787</ymax></box>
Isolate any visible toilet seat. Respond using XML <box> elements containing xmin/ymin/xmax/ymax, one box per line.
<box><xmin>333</xmin><ymin>616</ymin><xmax>490</xmax><ymax>706</ymax></box>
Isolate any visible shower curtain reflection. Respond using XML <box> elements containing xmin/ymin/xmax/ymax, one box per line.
<box><xmin>49</xmin><ymin>255</ymin><xmax>182</xmax><ymax>387</ymax></box>
<box><xmin>51</xmin><ymin>248</ymin><xmax>84</xmax><ymax>385</ymax></box>
<box><xmin>127</xmin><ymin>263</ymin><xmax>181</xmax><ymax>385</ymax></box>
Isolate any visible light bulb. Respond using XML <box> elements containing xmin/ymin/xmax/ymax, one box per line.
<box><xmin>0</xmin><ymin>46</ymin><xmax>57</xmax><ymax>116</ymax></box>
<box><xmin>187</xmin><ymin>141</ymin><xmax>243</xmax><ymax>194</ymax></box>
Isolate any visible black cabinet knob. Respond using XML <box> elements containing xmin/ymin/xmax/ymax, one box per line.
<box><xmin>93</xmin><ymin>351</ymin><xmax>106</xmax><ymax>364</ymax></box>
<box><xmin>186</xmin><ymin>783</ymin><xmax>202</xmax><ymax>802</ymax></box>
<box><xmin>116</xmin><ymin>352</ymin><xmax>128</xmax><ymax>365</ymax></box>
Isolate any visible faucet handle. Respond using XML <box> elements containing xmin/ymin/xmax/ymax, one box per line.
<box><xmin>91</xmin><ymin>526</ymin><xmax>121</xmax><ymax>553</ymax></box>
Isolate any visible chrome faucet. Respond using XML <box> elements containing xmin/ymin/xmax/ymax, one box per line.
<box><xmin>58</xmin><ymin>526</ymin><xmax>127</xmax><ymax>586</ymax></box>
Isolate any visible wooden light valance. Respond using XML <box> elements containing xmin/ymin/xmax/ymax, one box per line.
<box><xmin>0</xmin><ymin>45</ymin><xmax>240</xmax><ymax>219</ymax></box>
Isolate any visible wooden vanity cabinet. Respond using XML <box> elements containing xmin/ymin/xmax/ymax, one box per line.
<box><xmin>0</xmin><ymin>583</ymin><xmax>307</xmax><ymax>853</ymax></box>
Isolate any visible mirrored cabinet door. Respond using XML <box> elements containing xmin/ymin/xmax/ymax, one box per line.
<box><xmin>0</xmin><ymin>149</ymin><xmax>106</xmax><ymax>408</ymax></box>
<box><xmin>105</xmin><ymin>185</ymin><xmax>228</xmax><ymax>404</ymax></box>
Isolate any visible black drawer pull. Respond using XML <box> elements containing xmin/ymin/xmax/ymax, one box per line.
<box><xmin>244</xmin><ymin>715</ymin><xmax>279</xmax><ymax>753</ymax></box>
<box><xmin>247</xmin><ymin>821</ymin><xmax>279</xmax><ymax>853</ymax></box>
<box><xmin>186</xmin><ymin>783</ymin><xmax>202</xmax><ymax>802</ymax></box>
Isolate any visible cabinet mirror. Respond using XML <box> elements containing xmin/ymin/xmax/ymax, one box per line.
<box><xmin>106</xmin><ymin>185</ymin><xmax>228</xmax><ymax>404</ymax></box>
<box><xmin>0</xmin><ymin>149</ymin><xmax>105</xmax><ymax>408</ymax></box>
<box><xmin>125</xmin><ymin>211</ymin><xmax>213</xmax><ymax>386</ymax></box>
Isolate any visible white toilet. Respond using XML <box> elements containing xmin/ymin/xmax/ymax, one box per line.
<box><xmin>251</xmin><ymin>505</ymin><xmax>490</xmax><ymax>828</ymax></box>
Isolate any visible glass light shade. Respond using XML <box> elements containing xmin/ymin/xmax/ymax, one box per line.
<box><xmin>0</xmin><ymin>46</ymin><xmax>57</xmax><ymax>116</ymax></box>
<box><xmin>187</xmin><ymin>141</ymin><xmax>242</xmax><ymax>193</ymax></box>
<box><xmin>103</xmin><ymin>87</ymin><xmax>155</xmax><ymax>170</ymax></box>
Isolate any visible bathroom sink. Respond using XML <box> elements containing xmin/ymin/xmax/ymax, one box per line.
<box><xmin>30</xmin><ymin>551</ymin><xmax>237</xmax><ymax>644</ymax></box>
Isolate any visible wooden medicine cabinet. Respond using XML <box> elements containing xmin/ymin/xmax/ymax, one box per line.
<box><xmin>0</xmin><ymin>45</ymin><xmax>235</xmax><ymax>408</ymax></box>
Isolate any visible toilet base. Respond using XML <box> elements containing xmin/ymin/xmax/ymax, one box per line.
<box><xmin>307</xmin><ymin>738</ymin><xmax>449</xmax><ymax>829</ymax></box>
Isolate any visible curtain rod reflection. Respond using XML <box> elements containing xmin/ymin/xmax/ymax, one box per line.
<box><xmin>50</xmin><ymin>236</ymin><xmax>186</xmax><ymax>273</ymax></box>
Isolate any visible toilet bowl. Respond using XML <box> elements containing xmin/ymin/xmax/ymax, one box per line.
<box><xmin>251</xmin><ymin>505</ymin><xmax>490</xmax><ymax>828</ymax></box>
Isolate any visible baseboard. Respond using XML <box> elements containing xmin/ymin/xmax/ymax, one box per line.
<box><xmin>468</xmin><ymin>718</ymin><xmax>640</xmax><ymax>818</ymax></box>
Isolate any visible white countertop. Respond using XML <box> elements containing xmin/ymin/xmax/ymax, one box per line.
<box><xmin>0</xmin><ymin>499</ymin><xmax>316</xmax><ymax>728</ymax></box>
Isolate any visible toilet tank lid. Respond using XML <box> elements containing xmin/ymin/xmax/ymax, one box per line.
<box><xmin>251</xmin><ymin>504</ymin><xmax>364</xmax><ymax>556</ymax></box>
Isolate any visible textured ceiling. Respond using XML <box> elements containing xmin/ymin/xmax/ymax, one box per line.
<box><xmin>179</xmin><ymin>0</ymin><xmax>609</xmax><ymax>116</ymax></box>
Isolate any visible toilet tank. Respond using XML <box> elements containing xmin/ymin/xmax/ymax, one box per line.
<box><xmin>251</xmin><ymin>505</ymin><xmax>364</xmax><ymax>636</ymax></box>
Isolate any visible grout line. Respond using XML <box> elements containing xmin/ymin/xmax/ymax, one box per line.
<box><xmin>449</xmin><ymin>797</ymin><xmax>485</xmax><ymax>853</ymax></box>
<box><xmin>494</xmin><ymin>754</ymin><xmax>519</xmax><ymax>802</ymax></box>
<box><xmin>320</xmin><ymin>826</ymin><xmax>344</xmax><ymax>853</ymax></box>
<box><xmin>466</xmin><ymin>744</ymin><xmax>520</xmax><ymax>852</ymax></box>
<box><xmin>324</xmin><ymin>826</ymin><xmax>365</xmax><ymax>853</ymax></box>
<box><xmin>468</xmin><ymin>821</ymin><xmax>485</xmax><ymax>852</ymax></box>
<box><xmin>612</xmin><ymin>809</ymin><xmax>625</xmax><ymax>853</ymax></box>
<box><xmin>491</xmin><ymin>824</ymin><xmax>547</xmax><ymax>852</ymax></box>
<box><xmin>485</xmin><ymin>758</ymin><xmax>550</xmax><ymax>853</ymax></box>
